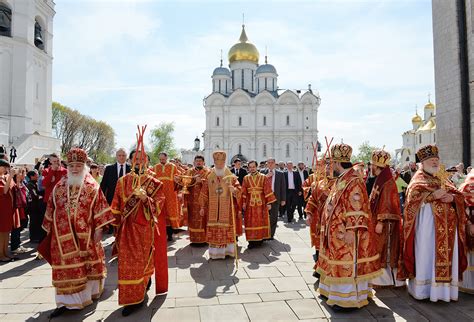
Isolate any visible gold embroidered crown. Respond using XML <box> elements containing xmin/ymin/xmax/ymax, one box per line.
<box><xmin>212</xmin><ymin>150</ymin><xmax>227</xmax><ymax>162</ymax></box>
<box><xmin>416</xmin><ymin>145</ymin><xmax>439</xmax><ymax>163</ymax></box>
<box><xmin>67</xmin><ymin>148</ymin><xmax>88</xmax><ymax>164</ymax></box>
<box><xmin>331</xmin><ymin>144</ymin><xmax>352</xmax><ymax>162</ymax></box>
<box><xmin>371</xmin><ymin>149</ymin><xmax>391</xmax><ymax>167</ymax></box>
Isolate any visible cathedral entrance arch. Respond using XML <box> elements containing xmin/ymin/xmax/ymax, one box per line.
<box><xmin>231</xmin><ymin>154</ymin><xmax>248</xmax><ymax>164</ymax></box>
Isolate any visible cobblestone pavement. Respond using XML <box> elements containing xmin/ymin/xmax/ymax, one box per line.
<box><xmin>1</xmin><ymin>218</ymin><xmax>473</xmax><ymax>321</ymax></box>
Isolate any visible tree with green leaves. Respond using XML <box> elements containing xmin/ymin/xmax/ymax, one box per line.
<box><xmin>150</xmin><ymin>122</ymin><xmax>178</xmax><ymax>163</ymax></box>
<box><xmin>52</xmin><ymin>102</ymin><xmax>116</xmax><ymax>163</ymax></box>
<box><xmin>351</xmin><ymin>141</ymin><xmax>379</xmax><ymax>164</ymax></box>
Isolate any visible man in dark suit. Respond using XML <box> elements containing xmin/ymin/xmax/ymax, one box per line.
<box><xmin>261</xmin><ymin>158</ymin><xmax>286</xmax><ymax>239</ymax></box>
<box><xmin>284</xmin><ymin>161</ymin><xmax>303</xmax><ymax>223</ymax></box>
<box><xmin>296</xmin><ymin>162</ymin><xmax>309</xmax><ymax>219</ymax></box>
<box><xmin>231</xmin><ymin>158</ymin><xmax>247</xmax><ymax>185</ymax></box>
<box><xmin>100</xmin><ymin>148</ymin><xmax>131</xmax><ymax>205</ymax></box>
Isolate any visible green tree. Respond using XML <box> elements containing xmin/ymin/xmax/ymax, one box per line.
<box><xmin>351</xmin><ymin>141</ymin><xmax>379</xmax><ymax>164</ymax></box>
<box><xmin>150</xmin><ymin>122</ymin><xmax>178</xmax><ymax>163</ymax></box>
<box><xmin>52</xmin><ymin>102</ymin><xmax>116</xmax><ymax>162</ymax></box>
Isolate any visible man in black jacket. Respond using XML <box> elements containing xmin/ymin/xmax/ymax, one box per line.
<box><xmin>296</xmin><ymin>162</ymin><xmax>309</xmax><ymax>219</ymax></box>
<box><xmin>100</xmin><ymin>148</ymin><xmax>131</xmax><ymax>205</ymax></box>
<box><xmin>261</xmin><ymin>158</ymin><xmax>286</xmax><ymax>238</ymax></box>
<box><xmin>231</xmin><ymin>158</ymin><xmax>247</xmax><ymax>185</ymax></box>
<box><xmin>284</xmin><ymin>161</ymin><xmax>303</xmax><ymax>223</ymax></box>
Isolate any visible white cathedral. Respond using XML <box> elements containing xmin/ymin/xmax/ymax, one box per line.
<box><xmin>395</xmin><ymin>99</ymin><xmax>436</xmax><ymax>167</ymax></box>
<box><xmin>0</xmin><ymin>0</ymin><xmax>60</xmax><ymax>164</ymax></box>
<box><xmin>201</xmin><ymin>25</ymin><xmax>320</xmax><ymax>164</ymax></box>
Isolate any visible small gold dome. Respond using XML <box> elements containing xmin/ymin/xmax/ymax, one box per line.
<box><xmin>412</xmin><ymin>113</ymin><xmax>422</xmax><ymax>123</ymax></box>
<box><xmin>228</xmin><ymin>25</ymin><xmax>259</xmax><ymax>64</ymax></box>
<box><xmin>424</xmin><ymin>100</ymin><xmax>435</xmax><ymax>110</ymax></box>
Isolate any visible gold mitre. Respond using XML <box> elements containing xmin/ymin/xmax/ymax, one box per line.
<box><xmin>371</xmin><ymin>149</ymin><xmax>391</xmax><ymax>167</ymax></box>
<box><xmin>331</xmin><ymin>143</ymin><xmax>352</xmax><ymax>163</ymax></box>
<box><xmin>212</xmin><ymin>150</ymin><xmax>227</xmax><ymax>162</ymax></box>
<box><xmin>416</xmin><ymin>145</ymin><xmax>439</xmax><ymax>163</ymax></box>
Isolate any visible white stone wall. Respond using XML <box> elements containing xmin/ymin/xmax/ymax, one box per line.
<box><xmin>0</xmin><ymin>0</ymin><xmax>59</xmax><ymax>163</ymax></box>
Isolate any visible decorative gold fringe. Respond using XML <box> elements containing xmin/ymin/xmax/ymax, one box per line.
<box><xmin>316</xmin><ymin>268</ymin><xmax>383</xmax><ymax>285</ymax></box>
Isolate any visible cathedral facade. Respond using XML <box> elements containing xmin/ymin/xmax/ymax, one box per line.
<box><xmin>396</xmin><ymin>99</ymin><xmax>436</xmax><ymax>167</ymax></box>
<box><xmin>0</xmin><ymin>0</ymin><xmax>59</xmax><ymax>164</ymax></box>
<box><xmin>203</xmin><ymin>25</ymin><xmax>320</xmax><ymax>165</ymax></box>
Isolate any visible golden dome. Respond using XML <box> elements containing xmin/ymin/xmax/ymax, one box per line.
<box><xmin>412</xmin><ymin>113</ymin><xmax>422</xmax><ymax>123</ymax></box>
<box><xmin>228</xmin><ymin>25</ymin><xmax>259</xmax><ymax>64</ymax></box>
<box><xmin>424</xmin><ymin>100</ymin><xmax>435</xmax><ymax>110</ymax></box>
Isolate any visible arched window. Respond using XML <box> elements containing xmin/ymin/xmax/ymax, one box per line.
<box><xmin>238</xmin><ymin>144</ymin><xmax>242</xmax><ymax>155</ymax></box>
<box><xmin>285</xmin><ymin>144</ymin><xmax>290</xmax><ymax>158</ymax></box>
<box><xmin>286</xmin><ymin>115</ymin><xmax>290</xmax><ymax>126</ymax></box>
<box><xmin>263</xmin><ymin>144</ymin><xmax>267</xmax><ymax>157</ymax></box>
<box><xmin>238</xmin><ymin>116</ymin><xmax>242</xmax><ymax>126</ymax></box>
<box><xmin>418</xmin><ymin>134</ymin><xmax>422</xmax><ymax>144</ymax></box>
<box><xmin>241</xmin><ymin>70</ymin><xmax>244</xmax><ymax>89</ymax></box>
<box><xmin>265</xmin><ymin>78</ymin><xmax>267</xmax><ymax>90</ymax></box>
<box><xmin>34</xmin><ymin>20</ymin><xmax>45</xmax><ymax>50</ymax></box>
<box><xmin>263</xmin><ymin>116</ymin><xmax>267</xmax><ymax>126</ymax></box>
<box><xmin>218</xmin><ymin>79</ymin><xmax>221</xmax><ymax>93</ymax></box>
<box><xmin>433</xmin><ymin>133</ymin><xmax>436</xmax><ymax>142</ymax></box>
<box><xmin>0</xmin><ymin>3</ymin><xmax>12</xmax><ymax>37</ymax></box>
<box><xmin>216</xmin><ymin>117</ymin><xmax>220</xmax><ymax>127</ymax></box>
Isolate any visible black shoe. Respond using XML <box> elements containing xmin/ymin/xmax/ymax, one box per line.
<box><xmin>49</xmin><ymin>306</ymin><xmax>69</xmax><ymax>318</ymax></box>
<box><xmin>247</xmin><ymin>243</ymin><xmax>254</xmax><ymax>249</ymax></box>
<box><xmin>167</xmin><ymin>234</ymin><xmax>173</xmax><ymax>242</ymax></box>
<box><xmin>332</xmin><ymin>305</ymin><xmax>357</xmax><ymax>312</ymax></box>
<box><xmin>312</xmin><ymin>271</ymin><xmax>320</xmax><ymax>278</ymax></box>
<box><xmin>122</xmin><ymin>301</ymin><xmax>145</xmax><ymax>317</ymax></box>
<box><xmin>146</xmin><ymin>279</ymin><xmax>152</xmax><ymax>291</ymax></box>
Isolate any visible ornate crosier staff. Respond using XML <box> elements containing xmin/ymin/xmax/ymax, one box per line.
<box><xmin>131</xmin><ymin>125</ymin><xmax>147</xmax><ymax>191</ymax></box>
<box><xmin>223</xmin><ymin>174</ymin><xmax>239</xmax><ymax>269</ymax></box>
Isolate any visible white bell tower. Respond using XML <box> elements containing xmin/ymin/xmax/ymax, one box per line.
<box><xmin>0</xmin><ymin>0</ymin><xmax>60</xmax><ymax>164</ymax></box>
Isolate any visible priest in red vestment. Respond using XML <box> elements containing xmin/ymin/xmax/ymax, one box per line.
<box><xmin>459</xmin><ymin>169</ymin><xmax>474</xmax><ymax>293</ymax></box>
<box><xmin>367</xmin><ymin>150</ymin><xmax>404</xmax><ymax>288</ymax></box>
<box><xmin>176</xmin><ymin>155</ymin><xmax>210</xmax><ymax>245</ymax></box>
<box><xmin>305</xmin><ymin>158</ymin><xmax>335</xmax><ymax>277</ymax></box>
<box><xmin>241</xmin><ymin>160</ymin><xmax>276</xmax><ymax>248</ymax></box>
<box><xmin>199</xmin><ymin>150</ymin><xmax>242</xmax><ymax>260</ymax></box>
<box><xmin>111</xmin><ymin>149</ymin><xmax>165</xmax><ymax>316</ymax></box>
<box><xmin>153</xmin><ymin>152</ymin><xmax>181</xmax><ymax>241</ymax></box>
<box><xmin>316</xmin><ymin>143</ymin><xmax>381</xmax><ymax>310</ymax></box>
<box><xmin>40</xmin><ymin>148</ymin><xmax>114</xmax><ymax>318</ymax></box>
<box><xmin>398</xmin><ymin>145</ymin><xmax>468</xmax><ymax>302</ymax></box>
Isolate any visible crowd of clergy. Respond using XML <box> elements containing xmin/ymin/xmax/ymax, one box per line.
<box><xmin>1</xmin><ymin>127</ymin><xmax>472</xmax><ymax>318</ymax></box>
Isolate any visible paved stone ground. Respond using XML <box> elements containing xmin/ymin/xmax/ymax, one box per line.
<box><xmin>1</xmin><ymin>218</ymin><xmax>473</xmax><ymax>321</ymax></box>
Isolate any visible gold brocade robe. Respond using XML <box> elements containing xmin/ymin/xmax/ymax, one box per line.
<box><xmin>305</xmin><ymin>178</ymin><xmax>335</xmax><ymax>249</ymax></box>
<box><xmin>398</xmin><ymin>170</ymin><xmax>468</xmax><ymax>282</ymax></box>
<box><xmin>178</xmin><ymin>167</ymin><xmax>210</xmax><ymax>243</ymax></box>
<box><xmin>241</xmin><ymin>172</ymin><xmax>276</xmax><ymax>241</ymax></box>
<box><xmin>199</xmin><ymin>167</ymin><xmax>242</xmax><ymax>247</ymax></box>
<box><xmin>316</xmin><ymin>167</ymin><xmax>381</xmax><ymax>284</ymax></box>
<box><xmin>153</xmin><ymin>162</ymin><xmax>181</xmax><ymax>228</ymax></box>
<box><xmin>368</xmin><ymin>167</ymin><xmax>402</xmax><ymax>269</ymax></box>
<box><xmin>111</xmin><ymin>173</ymin><xmax>165</xmax><ymax>306</ymax></box>
<box><xmin>42</xmin><ymin>174</ymin><xmax>114</xmax><ymax>296</ymax></box>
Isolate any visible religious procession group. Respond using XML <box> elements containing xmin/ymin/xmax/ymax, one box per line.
<box><xmin>11</xmin><ymin>124</ymin><xmax>472</xmax><ymax>317</ymax></box>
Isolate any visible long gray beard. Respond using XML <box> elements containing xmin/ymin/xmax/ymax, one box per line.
<box><xmin>423</xmin><ymin>165</ymin><xmax>439</xmax><ymax>176</ymax></box>
<box><xmin>214</xmin><ymin>168</ymin><xmax>225</xmax><ymax>177</ymax></box>
<box><xmin>67</xmin><ymin>166</ymin><xmax>88</xmax><ymax>187</ymax></box>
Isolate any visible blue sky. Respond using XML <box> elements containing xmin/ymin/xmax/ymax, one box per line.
<box><xmin>52</xmin><ymin>0</ymin><xmax>434</xmax><ymax>156</ymax></box>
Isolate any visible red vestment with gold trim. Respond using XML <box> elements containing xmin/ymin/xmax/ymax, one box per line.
<box><xmin>111</xmin><ymin>173</ymin><xmax>165</xmax><ymax>306</ymax></box>
<box><xmin>153</xmin><ymin>162</ymin><xmax>180</xmax><ymax>228</ymax></box>
<box><xmin>179</xmin><ymin>167</ymin><xmax>210</xmax><ymax>243</ymax></box>
<box><xmin>41</xmin><ymin>174</ymin><xmax>113</xmax><ymax>307</ymax></box>
<box><xmin>241</xmin><ymin>172</ymin><xmax>276</xmax><ymax>241</ymax></box>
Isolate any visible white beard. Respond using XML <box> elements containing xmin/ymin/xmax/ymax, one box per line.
<box><xmin>214</xmin><ymin>167</ymin><xmax>225</xmax><ymax>177</ymax></box>
<box><xmin>67</xmin><ymin>166</ymin><xmax>88</xmax><ymax>187</ymax></box>
<box><xmin>423</xmin><ymin>165</ymin><xmax>439</xmax><ymax>175</ymax></box>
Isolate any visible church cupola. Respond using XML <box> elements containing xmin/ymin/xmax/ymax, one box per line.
<box><xmin>212</xmin><ymin>53</ymin><xmax>231</xmax><ymax>95</ymax></box>
<box><xmin>255</xmin><ymin>53</ymin><xmax>278</xmax><ymax>93</ymax></box>
<box><xmin>228</xmin><ymin>25</ymin><xmax>259</xmax><ymax>93</ymax></box>
<box><xmin>423</xmin><ymin>96</ymin><xmax>435</xmax><ymax>121</ymax></box>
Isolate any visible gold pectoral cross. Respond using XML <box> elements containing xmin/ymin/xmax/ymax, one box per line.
<box><xmin>435</xmin><ymin>164</ymin><xmax>450</xmax><ymax>189</ymax></box>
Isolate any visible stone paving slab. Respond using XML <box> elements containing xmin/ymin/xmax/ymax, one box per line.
<box><xmin>1</xmin><ymin>218</ymin><xmax>473</xmax><ymax>321</ymax></box>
